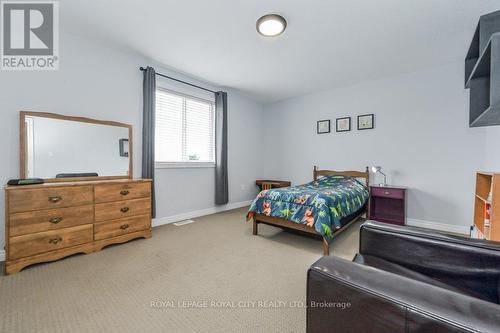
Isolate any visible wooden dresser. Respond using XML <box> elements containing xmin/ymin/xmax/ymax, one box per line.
<box><xmin>4</xmin><ymin>179</ymin><xmax>152</xmax><ymax>274</ymax></box>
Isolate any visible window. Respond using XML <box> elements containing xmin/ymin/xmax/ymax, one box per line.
<box><xmin>155</xmin><ymin>88</ymin><xmax>215</xmax><ymax>167</ymax></box>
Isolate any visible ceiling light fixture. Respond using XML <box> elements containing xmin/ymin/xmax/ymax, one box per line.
<box><xmin>256</xmin><ymin>14</ymin><xmax>287</xmax><ymax>37</ymax></box>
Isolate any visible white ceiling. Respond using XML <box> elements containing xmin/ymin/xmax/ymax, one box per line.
<box><xmin>62</xmin><ymin>0</ymin><xmax>500</xmax><ymax>103</ymax></box>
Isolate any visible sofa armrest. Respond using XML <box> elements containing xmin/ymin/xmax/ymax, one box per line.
<box><xmin>307</xmin><ymin>256</ymin><xmax>500</xmax><ymax>333</ymax></box>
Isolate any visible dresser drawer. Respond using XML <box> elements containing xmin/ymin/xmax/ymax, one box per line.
<box><xmin>94</xmin><ymin>182</ymin><xmax>150</xmax><ymax>203</ymax></box>
<box><xmin>8</xmin><ymin>186</ymin><xmax>93</xmax><ymax>213</ymax></box>
<box><xmin>95</xmin><ymin>198</ymin><xmax>151</xmax><ymax>222</ymax></box>
<box><xmin>94</xmin><ymin>214</ymin><xmax>150</xmax><ymax>240</ymax></box>
<box><xmin>9</xmin><ymin>224</ymin><xmax>93</xmax><ymax>260</ymax></box>
<box><xmin>9</xmin><ymin>205</ymin><xmax>94</xmax><ymax>237</ymax></box>
<box><xmin>371</xmin><ymin>187</ymin><xmax>405</xmax><ymax>199</ymax></box>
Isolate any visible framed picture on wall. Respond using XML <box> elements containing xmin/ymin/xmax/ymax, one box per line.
<box><xmin>317</xmin><ymin>120</ymin><xmax>330</xmax><ymax>134</ymax></box>
<box><xmin>357</xmin><ymin>114</ymin><xmax>374</xmax><ymax>130</ymax></box>
<box><xmin>336</xmin><ymin>117</ymin><xmax>351</xmax><ymax>132</ymax></box>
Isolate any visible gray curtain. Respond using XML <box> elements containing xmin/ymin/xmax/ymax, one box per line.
<box><xmin>142</xmin><ymin>66</ymin><xmax>156</xmax><ymax>217</ymax></box>
<box><xmin>215</xmin><ymin>91</ymin><xmax>228</xmax><ymax>205</ymax></box>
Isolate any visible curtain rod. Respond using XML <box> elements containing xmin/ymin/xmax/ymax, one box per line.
<box><xmin>139</xmin><ymin>67</ymin><xmax>217</xmax><ymax>94</ymax></box>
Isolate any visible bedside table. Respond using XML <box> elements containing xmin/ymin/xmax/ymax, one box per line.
<box><xmin>255</xmin><ymin>180</ymin><xmax>291</xmax><ymax>191</ymax></box>
<box><xmin>369</xmin><ymin>186</ymin><xmax>407</xmax><ymax>225</ymax></box>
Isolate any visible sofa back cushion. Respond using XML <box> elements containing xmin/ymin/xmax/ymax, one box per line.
<box><xmin>359</xmin><ymin>222</ymin><xmax>500</xmax><ymax>304</ymax></box>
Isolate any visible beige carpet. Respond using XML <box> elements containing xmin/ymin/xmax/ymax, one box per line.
<box><xmin>0</xmin><ymin>207</ymin><xmax>361</xmax><ymax>333</ymax></box>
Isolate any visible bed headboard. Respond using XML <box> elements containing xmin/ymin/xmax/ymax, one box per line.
<box><xmin>313</xmin><ymin>166</ymin><xmax>370</xmax><ymax>185</ymax></box>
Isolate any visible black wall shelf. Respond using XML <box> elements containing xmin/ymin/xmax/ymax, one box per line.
<box><xmin>465</xmin><ymin>10</ymin><xmax>500</xmax><ymax>127</ymax></box>
<box><xmin>465</xmin><ymin>38</ymin><xmax>491</xmax><ymax>88</ymax></box>
<box><xmin>465</xmin><ymin>25</ymin><xmax>480</xmax><ymax>85</ymax></box>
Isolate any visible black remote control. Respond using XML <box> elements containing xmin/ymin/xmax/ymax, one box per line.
<box><xmin>7</xmin><ymin>178</ymin><xmax>45</xmax><ymax>186</ymax></box>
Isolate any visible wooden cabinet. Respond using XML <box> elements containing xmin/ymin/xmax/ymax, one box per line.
<box><xmin>369</xmin><ymin>186</ymin><xmax>407</xmax><ymax>225</ymax></box>
<box><xmin>4</xmin><ymin>179</ymin><xmax>152</xmax><ymax>274</ymax></box>
<box><xmin>472</xmin><ymin>172</ymin><xmax>500</xmax><ymax>241</ymax></box>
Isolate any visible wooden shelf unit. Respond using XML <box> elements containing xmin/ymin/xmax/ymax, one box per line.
<box><xmin>473</xmin><ymin>172</ymin><xmax>500</xmax><ymax>241</ymax></box>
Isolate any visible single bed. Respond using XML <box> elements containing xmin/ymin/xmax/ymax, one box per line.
<box><xmin>247</xmin><ymin>166</ymin><xmax>370</xmax><ymax>255</ymax></box>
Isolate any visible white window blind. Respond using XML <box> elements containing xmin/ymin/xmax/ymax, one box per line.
<box><xmin>155</xmin><ymin>88</ymin><xmax>215</xmax><ymax>166</ymax></box>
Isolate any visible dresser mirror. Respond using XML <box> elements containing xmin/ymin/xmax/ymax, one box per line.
<box><xmin>20</xmin><ymin>111</ymin><xmax>132</xmax><ymax>181</ymax></box>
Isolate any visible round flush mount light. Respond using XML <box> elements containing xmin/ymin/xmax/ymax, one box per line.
<box><xmin>256</xmin><ymin>14</ymin><xmax>287</xmax><ymax>37</ymax></box>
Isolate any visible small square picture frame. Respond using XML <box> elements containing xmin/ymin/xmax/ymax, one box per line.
<box><xmin>336</xmin><ymin>117</ymin><xmax>351</xmax><ymax>132</ymax></box>
<box><xmin>317</xmin><ymin>120</ymin><xmax>330</xmax><ymax>134</ymax></box>
<box><xmin>357</xmin><ymin>114</ymin><xmax>374</xmax><ymax>130</ymax></box>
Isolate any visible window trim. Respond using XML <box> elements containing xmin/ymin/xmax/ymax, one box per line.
<box><xmin>154</xmin><ymin>87</ymin><xmax>216</xmax><ymax>167</ymax></box>
<box><xmin>156</xmin><ymin>86</ymin><xmax>215</xmax><ymax>109</ymax></box>
<box><xmin>155</xmin><ymin>161</ymin><xmax>215</xmax><ymax>169</ymax></box>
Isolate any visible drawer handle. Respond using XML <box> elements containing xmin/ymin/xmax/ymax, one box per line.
<box><xmin>120</xmin><ymin>224</ymin><xmax>129</xmax><ymax>230</ymax></box>
<box><xmin>120</xmin><ymin>190</ymin><xmax>130</xmax><ymax>196</ymax></box>
<box><xmin>48</xmin><ymin>196</ymin><xmax>62</xmax><ymax>203</ymax></box>
<box><xmin>384</xmin><ymin>191</ymin><xmax>391</xmax><ymax>195</ymax></box>
<box><xmin>49</xmin><ymin>236</ymin><xmax>62</xmax><ymax>244</ymax></box>
<box><xmin>120</xmin><ymin>207</ymin><xmax>130</xmax><ymax>213</ymax></box>
<box><xmin>49</xmin><ymin>217</ymin><xmax>63</xmax><ymax>224</ymax></box>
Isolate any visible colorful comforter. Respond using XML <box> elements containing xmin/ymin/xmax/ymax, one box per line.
<box><xmin>247</xmin><ymin>176</ymin><xmax>369</xmax><ymax>239</ymax></box>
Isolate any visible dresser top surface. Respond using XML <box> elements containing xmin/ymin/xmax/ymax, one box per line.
<box><xmin>5</xmin><ymin>178</ymin><xmax>152</xmax><ymax>191</ymax></box>
<box><xmin>370</xmin><ymin>185</ymin><xmax>407</xmax><ymax>190</ymax></box>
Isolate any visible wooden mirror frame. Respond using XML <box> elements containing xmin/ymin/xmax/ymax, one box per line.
<box><xmin>20</xmin><ymin>111</ymin><xmax>133</xmax><ymax>182</ymax></box>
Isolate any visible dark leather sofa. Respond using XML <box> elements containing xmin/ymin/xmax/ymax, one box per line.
<box><xmin>307</xmin><ymin>221</ymin><xmax>500</xmax><ymax>333</ymax></box>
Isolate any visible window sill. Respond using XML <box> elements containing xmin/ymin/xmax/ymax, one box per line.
<box><xmin>155</xmin><ymin>162</ymin><xmax>216</xmax><ymax>169</ymax></box>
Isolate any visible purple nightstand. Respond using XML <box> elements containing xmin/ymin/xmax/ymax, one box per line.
<box><xmin>368</xmin><ymin>186</ymin><xmax>407</xmax><ymax>225</ymax></box>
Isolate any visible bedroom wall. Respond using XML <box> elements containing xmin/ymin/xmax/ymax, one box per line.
<box><xmin>262</xmin><ymin>62</ymin><xmax>488</xmax><ymax>233</ymax></box>
<box><xmin>484</xmin><ymin>128</ymin><xmax>500</xmax><ymax>171</ymax></box>
<box><xmin>0</xmin><ymin>32</ymin><xmax>263</xmax><ymax>256</ymax></box>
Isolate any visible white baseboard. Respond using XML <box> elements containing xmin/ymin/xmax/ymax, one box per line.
<box><xmin>152</xmin><ymin>200</ymin><xmax>252</xmax><ymax>228</ymax></box>
<box><xmin>406</xmin><ymin>218</ymin><xmax>470</xmax><ymax>235</ymax></box>
<box><xmin>0</xmin><ymin>250</ymin><xmax>5</xmax><ymax>262</ymax></box>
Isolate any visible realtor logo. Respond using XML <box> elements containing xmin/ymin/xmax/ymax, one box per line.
<box><xmin>1</xmin><ymin>1</ymin><xmax>59</xmax><ymax>70</ymax></box>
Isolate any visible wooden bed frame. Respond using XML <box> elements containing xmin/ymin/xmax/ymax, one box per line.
<box><xmin>252</xmin><ymin>166</ymin><xmax>370</xmax><ymax>255</ymax></box>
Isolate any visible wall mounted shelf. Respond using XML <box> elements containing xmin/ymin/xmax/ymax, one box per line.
<box><xmin>465</xmin><ymin>10</ymin><xmax>500</xmax><ymax>127</ymax></box>
<box><xmin>465</xmin><ymin>25</ymin><xmax>480</xmax><ymax>85</ymax></box>
<box><xmin>465</xmin><ymin>36</ymin><xmax>493</xmax><ymax>89</ymax></box>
